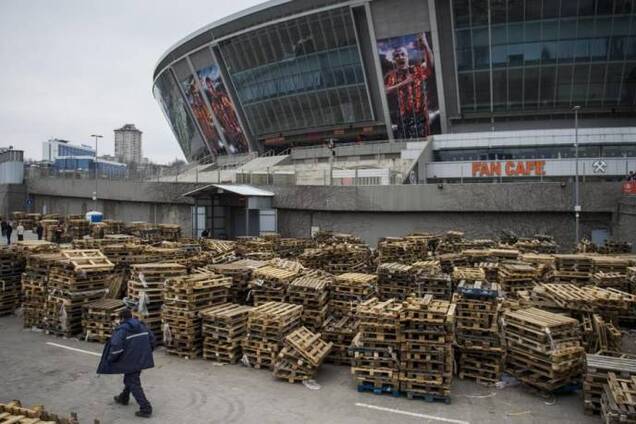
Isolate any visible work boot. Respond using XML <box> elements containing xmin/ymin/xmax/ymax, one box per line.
<box><xmin>113</xmin><ymin>395</ymin><xmax>129</xmax><ymax>406</ymax></box>
<box><xmin>135</xmin><ymin>410</ymin><xmax>152</xmax><ymax>418</ymax></box>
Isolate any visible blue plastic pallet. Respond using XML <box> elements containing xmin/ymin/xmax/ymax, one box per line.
<box><xmin>357</xmin><ymin>383</ymin><xmax>401</xmax><ymax>397</ymax></box>
<box><xmin>456</xmin><ymin>287</ymin><xmax>498</xmax><ymax>299</ymax></box>
<box><xmin>404</xmin><ymin>391</ymin><xmax>451</xmax><ymax>404</ymax></box>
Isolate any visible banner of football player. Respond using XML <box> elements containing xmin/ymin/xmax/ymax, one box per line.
<box><xmin>179</xmin><ymin>74</ymin><xmax>224</xmax><ymax>155</ymax></box>
<box><xmin>377</xmin><ymin>32</ymin><xmax>440</xmax><ymax>139</ymax></box>
<box><xmin>195</xmin><ymin>64</ymin><xmax>249</xmax><ymax>154</ymax></box>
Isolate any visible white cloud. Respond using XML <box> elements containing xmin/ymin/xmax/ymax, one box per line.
<box><xmin>0</xmin><ymin>0</ymin><xmax>262</xmax><ymax>163</ymax></box>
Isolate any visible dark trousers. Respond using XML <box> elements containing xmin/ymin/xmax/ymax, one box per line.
<box><xmin>5</xmin><ymin>234</ymin><xmax>10</xmax><ymax>245</ymax></box>
<box><xmin>18</xmin><ymin>235</ymin><xmax>23</xmax><ymax>241</ymax></box>
<box><xmin>120</xmin><ymin>371</ymin><xmax>151</xmax><ymax>412</ymax></box>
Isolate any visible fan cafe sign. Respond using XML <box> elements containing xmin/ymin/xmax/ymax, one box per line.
<box><xmin>471</xmin><ymin>160</ymin><xmax>546</xmax><ymax>177</ymax></box>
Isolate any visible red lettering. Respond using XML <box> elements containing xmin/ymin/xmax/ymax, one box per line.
<box><xmin>492</xmin><ymin>162</ymin><xmax>502</xmax><ymax>176</ymax></box>
<box><xmin>472</xmin><ymin>162</ymin><xmax>481</xmax><ymax>177</ymax></box>
<box><xmin>505</xmin><ymin>161</ymin><xmax>514</xmax><ymax>175</ymax></box>
<box><xmin>526</xmin><ymin>161</ymin><xmax>535</xmax><ymax>175</ymax></box>
<box><xmin>536</xmin><ymin>161</ymin><xmax>545</xmax><ymax>175</ymax></box>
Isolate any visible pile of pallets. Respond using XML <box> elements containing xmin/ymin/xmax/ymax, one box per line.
<box><xmin>249</xmin><ymin>265</ymin><xmax>300</xmax><ymax>305</ymax></box>
<box><xmin>102</xmin><ymin>219</ymin><xmax>124</xmax><ymax>235</ymax></box>
<box><xmin>43</xmin><ymin>250</ymin><xmax>113</xmax><ymax>336</ymax></box>
<box><xmin>351</xmin><ymin>298</ymin><xmax>402</xmax><ymax>395</ymax></box>
<box><xmin>629</xmin><ymin>267</ymin><xmax>636</xmax><ymax>294</ymax></box>
<box><xmin>161</xmin><ymin>271</ymin><xmax>232</xmax><ymax>358</ymax></box>
<box><xmin>0</xmin><ymin>247</ymin><xmax>25</xmax><ymax>316</ymax></box>
<box><xmin>591</xmin><ymin>256</ymin><xmax>630</xmax><ymax>274</ymax></box>
<box><xmin>299</xmin><ymin>243</ymin><xmax>372</xmax><ymax>274</ymax></box>
<box><xmin>454</xmin><ymin>281</ymin><xmax>504</xmax><ymax>386</ymax></box>
<box><xmin>158</xmin><ymin>224</ymin><xmax>181</xmax><ymax>241</ymax></box>
<box><xmin>81</xmin><ymin>298</ymin><xmax>126</xmax><ymax>343</ymax></box>
<box><xmin>275</xmin><ymin>238</ymin><xmax>314</xmax><ymax>258</ymax></box>
<box><xmin>497</xmin><ymin>262</ymin><xmax>537</xmax><ymax>296</ymax></box>
<box><xmin>436</xmin><ymin>231</ymin><xmax>465</xmax><ymax>254</ymax></box>
<box><xmin>273</xmin><ymin>326</ymin><xmax>332</xmax><ymax>383</ymax></box>
<box><xmin>520</xmin><ymin>253</ymin><xmax>555</xmax><ymax>280</ymax></box>
<box><xmin>452</xmin><ymin>266</ymin><xmax>485</xmax><ymax>288</ymax></box>
<box><xmin>410</xmin><ymin>261</ymin><xmax>453</xmax><ymax>300</ymax></box>
<box><xmin>331</xmin><ymin>272</ymin><xmax>377</xmax><ymax>317</ymax></box>
<box><xmin>236</xmin><ymin>237</ymin><xmax>276</xmax><ymax>260</ymax></box>
<box><xmin>584</xmin><ymin>352</ymin><xmax>636</xmax><ymax>415</ymax></box>
<box><xmin>0</xmin><ymin>400</ymin><xmax>79</xmax><ymax>424</ymax></box>
<box><xmin>21</xmin><ymin>253</ymin><xmax>62</xmax><ymax>328</ymax></box>
<box><xmin>502</xmin><ymin>307</ymin><xmax>585</xmax><ymax>392</ymax></box>
<box><xmin>551</xmin><ymin>254</ymin><xmax>593</xmax><ymax>285</ymax></box>
<box><xmin>287</xmin><ymin>274</ymin><xmax>331</xmax><ymax>331</ymax></box>
<box><xmin>209</xmin><ymin>259</ymin><xmax>265</xmax><ymax>304</ymax></box>
<box><xmin>592</xmin><ymin>272</ymin><xmax>629</xmax><ymax>291</ymax></box>
<box><xmin>377</xmin><ymin>263</ymin><xmax>416</xmax><ymax>300</ymax></box>
<box><xmin>321</xmin><ymin>315</ymin><xmax>359</xmax><ymax>365</ymax></box>
<box><xmin>438</xmin><ymin>253</ymin><xmax>469</xmax><ymax>273</ymax></box>
<box><xmin>601</xmin><ymin>372</ymin><xmax>636</xmax><ymax>423</ymax></box>
<box><xmin>128</xmin><ymin>263</ymin><xmax>187</xmax><ymax>343</ymax></box>
<box><xmin>199</xmin><ymin>239</ymin><xmax>236</xmax><ymax>263</ymax></box>
<box><xmin>126</xmin><ymin>222</ymin><xmax>162</xmax><ymax>241</ymax></box>
<box><xmin>64</xmin><ymin>219</ymin><xmax>90</xmax><ymax>240</ymax></box>
<box><xmin>399</xmin><ymin>296</ymin><xmax>455</xmax><ymax>402</ymax></box>
<box><xmin>514</xmin><ymin>237</ymin><xmax>558</xmax><ymax>254</ymax></box>
<box><xmin>201</xmin><ymin>303</ymin><xmax>253</xmax><ymax>363</ymax></box>
<box><xmin>314</xmin><ymin>231</ymin><xmax>363</xmax><ymax>246</ymax></box>
<box><xmin>241</xmin><ymin>301</ymin><xmax>302</xmax><ymax>369</ymax></box>
<box><xmin>599</xmin><ymin>240</ymin><xmax>632</xmax><ymax>254</ymax></box>
<box><xmin>377</xmin><ymin>236</ymin><xmax>429</xmax><ymax>264</ymax></box>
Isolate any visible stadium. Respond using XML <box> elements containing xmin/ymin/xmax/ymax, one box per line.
<box><xmin>153</xmin><ymin>0</ymin><xmax>636</xmax><ymax>162</ymax></box>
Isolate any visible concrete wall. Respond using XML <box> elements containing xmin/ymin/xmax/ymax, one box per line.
<box><xmin>277</xmin><ymin>209</ymin><xmax>612</xmax><ymax>249</ymax></box>
<box><xmin>0</xmin><ymin>184</ymin><xmax>27</xmax><ymax>218</ymax></box>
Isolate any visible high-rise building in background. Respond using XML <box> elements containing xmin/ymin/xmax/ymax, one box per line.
<box><xmin>114</xmin><ymin>124</ymin><xmax>142</xmax><ymax>164</ymax></box>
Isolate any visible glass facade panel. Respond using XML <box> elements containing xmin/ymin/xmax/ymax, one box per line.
<box><xmin>153</xmin><ymin>70</ymin><xmax>208</xmax><ymax>161</ymax></box>
<box><xmin>219</xmin><ymin>7</ymin><xmax>372</xmax><ymax>136</ymax></box>
<box><xmin>453</xmin><ymin>0</ymin><xmax>636</xmax><ymax>113</ymax></box>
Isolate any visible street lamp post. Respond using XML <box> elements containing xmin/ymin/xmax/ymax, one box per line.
<box><xmin>573</xmin><ymin>106</ymin><xmax>581</xmax><ymax>248</ymax></box>
<box><xmin>90</xmin><ymin>134</ymin><xmax>103</xmax><ymax>211</ymax></box>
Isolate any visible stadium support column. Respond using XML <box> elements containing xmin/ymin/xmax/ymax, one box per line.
<box><xmin>427</xmin><ymin>0</ymin><xmax>448</xmax><ymax>133</ymax></box>
<box><xmin>364</xmin><ymin>2</ymin><xmax>394</xmax><ymax>142</ymax></box>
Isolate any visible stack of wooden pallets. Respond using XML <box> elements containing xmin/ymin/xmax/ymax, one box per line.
<box><xmin>551</xmin><ymin>254</ymin><xmax>593</xmax><ymax>285</ymax></box>
<box><xmin>591</xmin><ymin>256</ymin><xmax>630</xmax><ymax>274</ymax></box>
<box><xmin>497</xmin><ymin>262</ymin><xmax>538</xmax><ymax>296</ymax></box>
<box><xmin>81</xmin><ymin>298</ymin><xmax>126</xmax><ymax>343</ymax></box>
<box><xmin>314</xmin><ymin>231</ymin><xmax>363</xmax><ymax>246</ymax></box>
<box><xmin>102</xmin><ymin>219</ymin><xmax>124</xmax><ymax>235</ymax></box>
<box><xmin>44</xmin><ymin>250</ymin><xmax>113</xmax><ymax>336</ymax></box>
<box><xmin>161</xmin><ymin>271</ymin><xmax>231</xmax><ymax>358</ymax></box>
<box><xmin>514</xmin><ymin>237</ymin><xmax>558</xmax><ymax>254</ymax></box>
<box><xmin>321</xmin><ymin>315</ymin><xmax>359</xmax><ymax>365</ymax></box>
<box><xmin>438</xmin><ymin>253</ymin><xmax>469</xmax><ymax>274</ymax></box>
<box><xmin>273</xmin><ymin>326</ymin><xmax>332</xmax><ymax>383</ymax></box>
<box><xmin>287</xmin><ymin>274</ymin><xmax>331</xmax><ymax>331</ymax></box>
<box><xmin>275</xmin><ymin>238</ymin><xmax>314</xmax><ymax>258</ymax></box>
<box><xmin>0</xmin><ymin>247</ymin><xmax>25</xmax><ymax>316</ymax></box>
<box><xmin>399</xmin><ymin>296</ymin><xmax>455</xmax><ymax>403</ymax></box>
<box><xmin>199</xmin><ymin>239</ymin><xmax>236</xmax><ymax>263</ymax></box>
<box><xmin>158</xmin><ymin>224</ymin><xmax>181</xmax><ymax>241</ymax></box>
<box><xmin>436</xmin><ymin>230</ymin><xmax>465</xmax><ymax>254</ymax></box>
<box><xmin>241</xmin><ymin>301</ymin><xmax>302</xmax><ymax>369</ymax></box>
<box><xmin>377</xmin><ymin>263</ymin><xmax>416</xmax><ymax>300</ymax></box>
<box><xmin>64</xmin><ymin>218</ymin><xmax>90</xmax><ymax>240</ymax></box>
<box><xmin>411</xmin><ymin>261</ymin><xmax>453</xmax><ymax>300</ymax></box>
<box><xmin>249</xmin><ymin>265</ymin><xmax>300</xmax><ymax>305</ymax></box>
<box><xmin>454</xmin><ymin>281</ymin><xmax>504</xmax><ymax>386</ymax></box>
<box><xmin>128</xmin><ymin>263</ymin><xmax>187</xmax><ymax>343</ymax></box>
<box><xmin>351</xmin><ymin>298</ymin><xmax>402</xmax><ymax>396</ymax></box>
<box><xmin>21</xmin><ymin>253</ymin><xmax>63</xmax><ymax>328</ymax></box>
<box><xmin>629</xmin><ymin>267</ymin><xmax>636</xmax><ymax>294</ymax></box>
<box><xmin>599</xmin><ymin>240</ymin><xmax>632</xmax><ymax>254</ymax></box>
<box><xmin>377</xmin><ymin>235</ymin><xmax>429</xmax><ymax>264</ymax></box>
<box><xmin>126</xmin><ymin>222</ymin><xmax>162</xmax><ymax>241</ymax></box>
<box><xmin>331</xmin><ymin>272</ymin><xmax>377</xmax><ymax>317</ymax></box>
<box><xmin>519</xmin><ymin>253</ymin><xmax>555</xmax><ymax>280</ymax></box>
<box><xmin>236</xmin><ymin>237</ymin><xmax>276</xmax><ymax>260</ymax></box>
<box><xmin>0</xmin><ymin>400</ymin><xmax>80</xmax><ymax>424</ymax></box>
<box><xmin>452</xmin><ymin>267</ymin><xmax>486</xmax><ymax>288</ymax></box>
<box><xmin>584</xmin><ymin>352</ymin><xmax>636</xmax><ymax>415</ymax></box>
<box><xmin>299</xmin><ymin>243</ymin><xmax>372</xmax><ymax>274</ymax></box>
<box><xmin>591</xmin><ymin>271</ymin><xmax>629</xmax><ymax>291</ymax></box>
<box><xmin>601</xmin><ymin>372</ymin><xmax>636</xmax><ymax>423</ymax></box>
<box><xmin>208</xmin><ymin>259</ymin><xmax>265</xmax><ymax>304</ymax></box>
<box><xmin>201</xmin><ymin>303</ymin><xmax>253</xmax><ymax>363</ymax></box>
<box><xmin>502</xmin><ymin>307</ymin><xmax>585</xmax><ymax>392</ymax></box>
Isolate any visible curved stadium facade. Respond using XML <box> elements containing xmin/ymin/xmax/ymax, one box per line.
<box><xmin>153</xmin><ymin>0</ymin><xmax>636</xmax><ymax>162</ymax></box>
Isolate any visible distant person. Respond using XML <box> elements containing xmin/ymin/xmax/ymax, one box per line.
<box><xmin>54</xmin><ymin>226</ymin><xmax>63</xmax><ymax>244</ymax></box>
<box><xmin>1</xmin><ymin>220</ymin><xmax>6</xmax><ymax>239</ymax></box>
<box><xmin>36</xmin><ymin>222</ymin><xmax>44</xmax><ymax>240</ymax></box>
<box><xmin>16</xmin><ymin>223</ymin><xmax>24</xmax><ymax>241</ymax></box>
<box><xmin>201</xmin><ymin>229</ymin><xmax>209</xmax><ymax>238</ymax></box>
<box><xmin>5</xmin><ymin>221</ymin><xmax>12</xmax><ymax>245</ymax></box>
<box><xmin>628</xmin><ymin>171</ymin><xmax>635</xmax><ymax>181</ymax></box>
<box><xmin>97</xmin><ymin>308</ymin><xmax>155</xmax><ymax>418</ymax></box>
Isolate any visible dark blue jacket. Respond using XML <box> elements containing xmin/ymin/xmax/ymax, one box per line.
<box><xmin>97</xmin><ymin>318</ymin><xmax>155</xmax><ymax>375</ymax></box>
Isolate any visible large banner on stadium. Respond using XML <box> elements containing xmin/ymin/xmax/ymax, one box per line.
<box><xmin>179</xmin><ymin>74</ymin><xmax>223</xmax><ymax>155</ymax></box>
<box><xmin>377</xmin><ymin>32</ymin><xmax>440</xmax><ymax>139</ymax></box>
<box><xmin>196</xmin><ymin>64</ymin><xmax>249</xmax><ymax>154</ymax></box>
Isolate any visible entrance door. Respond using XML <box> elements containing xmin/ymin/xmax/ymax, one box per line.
<box><xmin>591</xmin><ymin>228</ymin><xmax>609</xmax><ymax>246</ymax></box>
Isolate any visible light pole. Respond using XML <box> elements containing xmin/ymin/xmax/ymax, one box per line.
<box><xmin>573</xmin><ymin>106</ymin><xmax>581</xmax><ymax>248</ymax></box>
<box><xmin>90</xmin><ymin>134</ymin><xmax>103</xmax><ymax>211</ymax></box>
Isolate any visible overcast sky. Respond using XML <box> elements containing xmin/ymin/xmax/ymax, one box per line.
<box><xmin>0</xmin><ymin>0</ymin><xmax>262</xmax><ymax>163</ymax></box>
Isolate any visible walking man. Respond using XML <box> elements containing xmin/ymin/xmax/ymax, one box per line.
<box><xmin>97</xmin><ymin>308</ymin><xmax>155</xmax><ymax>418</ymax></box>
<box><xmin>5</xmin><ymin>221</ymin><xmax>12</xmax><ymax>245</ymax></box>
<box><xmin>36</xmin><ymin>222</ymin><xmax>44</xmax><ymax>240</ymax></box>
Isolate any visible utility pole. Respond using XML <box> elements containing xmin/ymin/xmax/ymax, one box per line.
<box><xmin>90</xmin><ymin>134</ymin><xmax>103</xmax><ymax>211</ymax></box>
<box><xmin>573</xmin><ymin>106</ymin><xmax>581</xmax><ymax>247</ymax></box>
